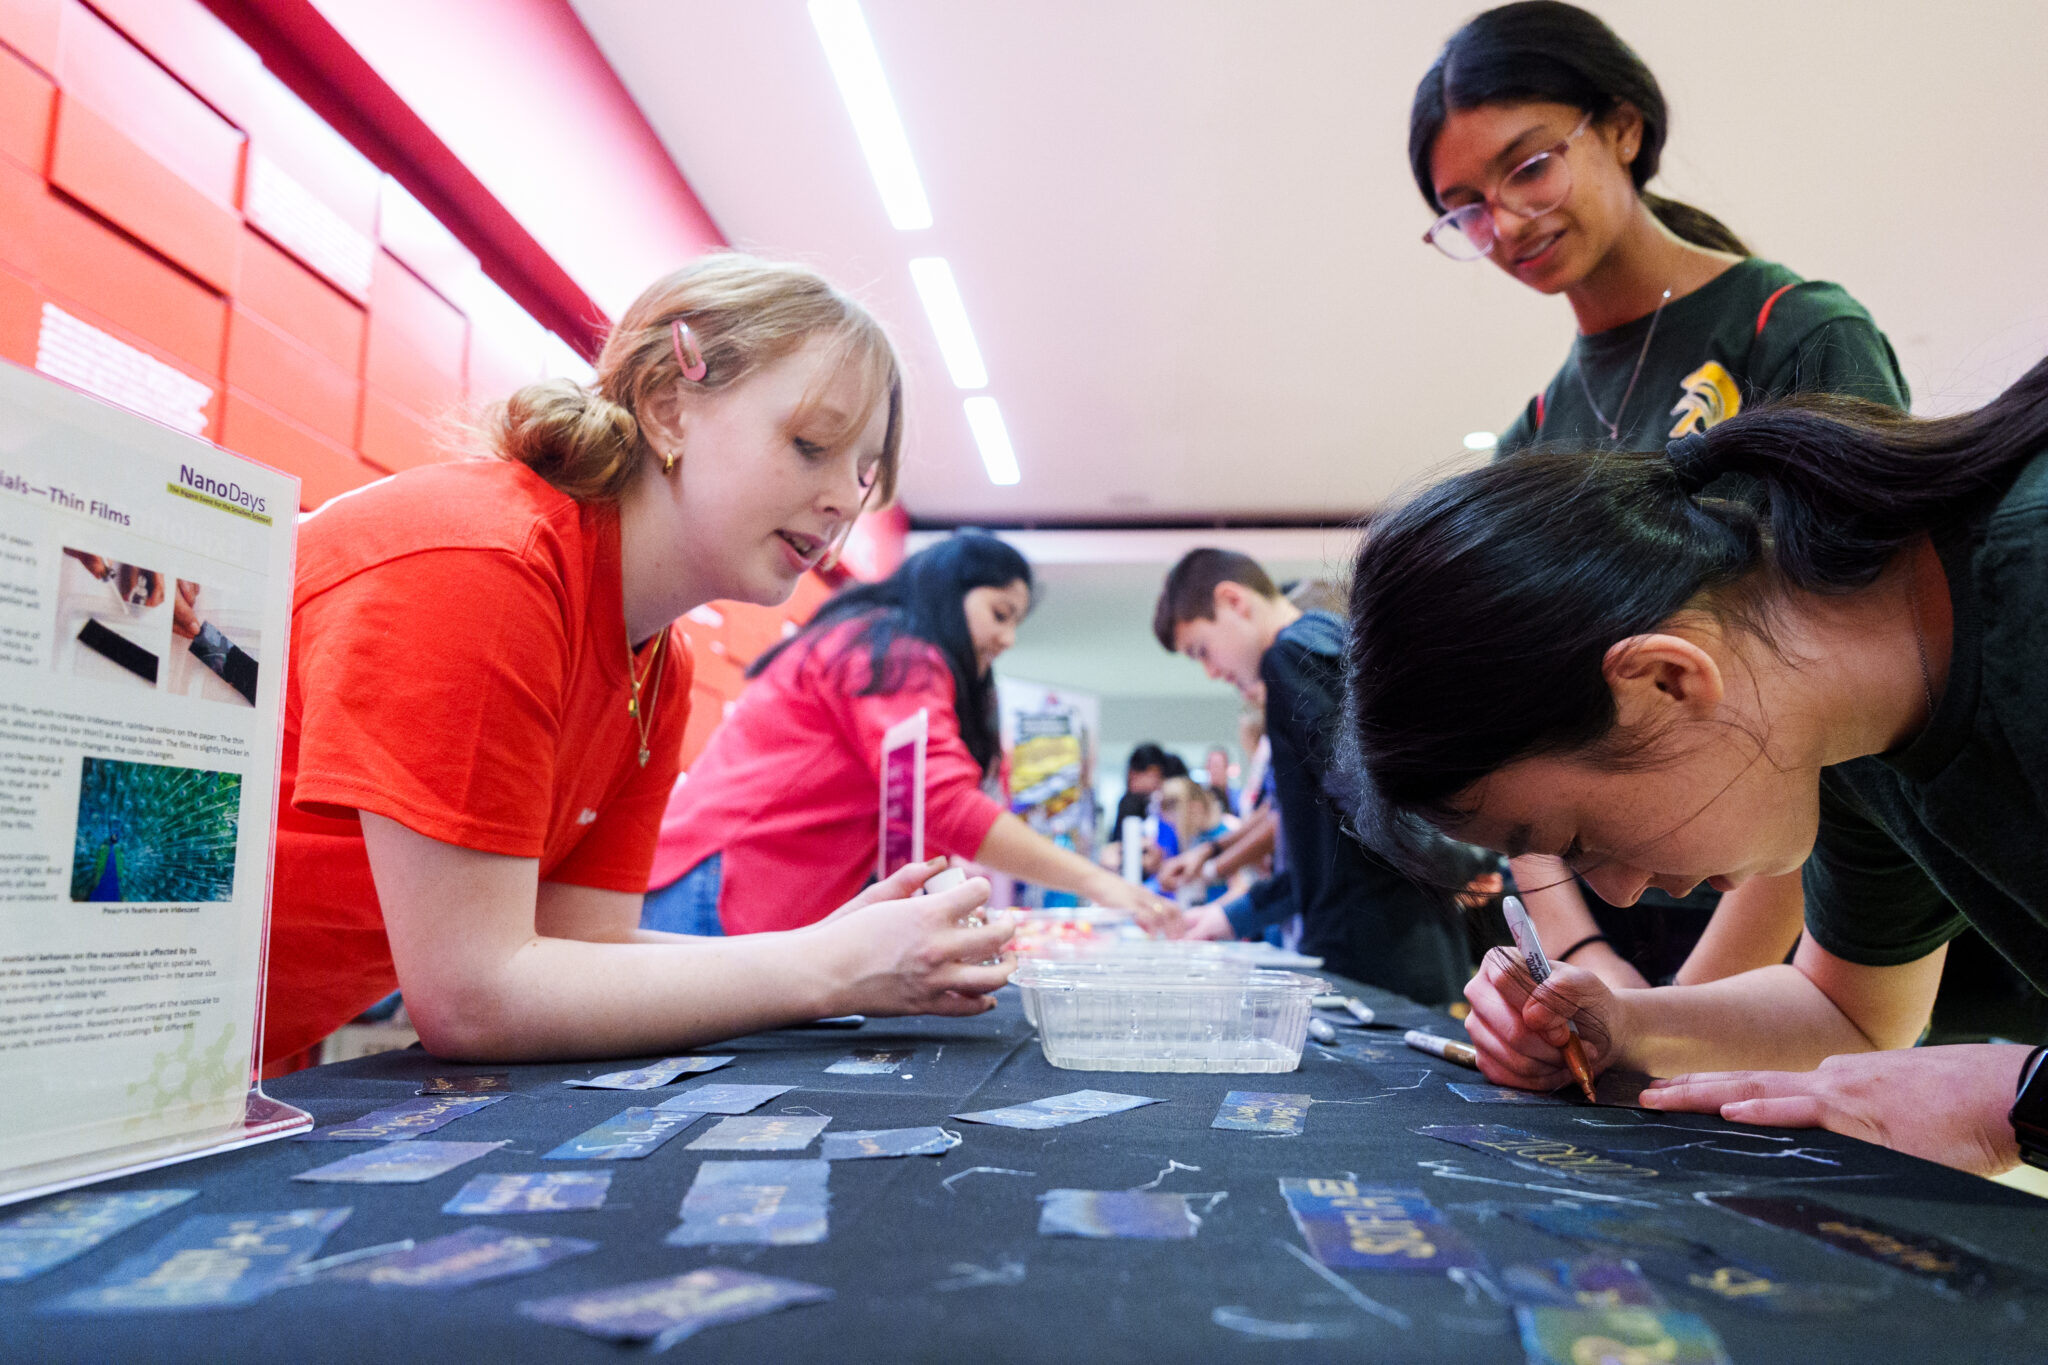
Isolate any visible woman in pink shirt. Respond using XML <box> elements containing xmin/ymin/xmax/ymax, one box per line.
<box><xmin>645</xmin><ymin>534</ymin><xmax>1174</xmax><ymax>934</ymax></box>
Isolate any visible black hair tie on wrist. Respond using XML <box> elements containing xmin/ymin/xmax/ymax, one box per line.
<box><xmin>1558</xmin><ymin>933</ymin><xmax>1610</xmax><ymax>964</ymax></box>
<box><xmin>1666</xmin><ymin>431</ymin><xmax>1714</xmax><ymax>494</ymax></box>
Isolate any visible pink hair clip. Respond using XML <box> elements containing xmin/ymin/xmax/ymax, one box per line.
<box><xmin>671</xmin><ymin>319</ymin><xmax>708</xmax><ymax>382</ymax></box>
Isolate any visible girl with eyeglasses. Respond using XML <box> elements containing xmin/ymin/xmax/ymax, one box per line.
<box><xmin>1410</xmin><ymin>0</ymin><xmax>1908</xmax><ymax>995</ymax></box>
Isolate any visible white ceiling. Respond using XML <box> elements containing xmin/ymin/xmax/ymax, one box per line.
<box><xmin>573</xmin><ymin>0</ymin><xmax>2048</xmax><ymax>529</ymax></box>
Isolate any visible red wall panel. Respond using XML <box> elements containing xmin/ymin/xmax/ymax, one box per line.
<box><xmin>47</xmin><ymin>94</ymin><xmax>240</xmax><ymax>290</ymax></box>
<box><xmin>0</xmin><ymin>0</ymin><xmax>58</xmax><ymax>75</ymax></box>
<box><xmin>79</xmin><ymin>0</ymin><xmax>265</xmax><ymax>128</ymax></box>
<box><xmin>56</xmin><ymin>2</ymin><xmax>241</xmax><ymax>204</ymax></box>
<box><xmin>364</xmin><ymin>247</ymin><xmax>464</xmax><ymax>417</ymax></box>
<box><xmin>219</xmin><ymin>387</ymin><xmax>378</xmax><ymax>509</ymax></box>
<box><xmin>357</xmin><ymin>385</ymin><xmax>444</xmax><ymax>473</ymax></box>
<box><xmin>0</xmin><ymin>264</ymin><xmax>39</xmax><ymax>365</ymax></box>
<box><xmin>0</xmin><ymin>41</ymin><xmax>51</xmax><ymax>170</ymax></box>
<box><xmin>233</xmin><ymin>224</ymin><xmax>362</xmax><ymax>373</ymax></box>
<box><xmin>225</xmin><ymin>304</ymin><xmax>356</xmax><ymax>446</ymax></box>
<box><xmin>0</xmin><ymin>157</ymin><xmax>226</xmax><ymax>376</ymax></box>
<box><xmin>377</xmin><ymin>174</ymin><xmax>476</xmax><ymax>311</ymax></box>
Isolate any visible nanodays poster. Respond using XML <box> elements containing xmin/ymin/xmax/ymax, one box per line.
<box><xmin>0</xmin><ymin>362</ymin><xmax>308</xmax><ymax>1202</ymax></box>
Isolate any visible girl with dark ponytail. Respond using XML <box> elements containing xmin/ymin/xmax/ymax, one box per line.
<box><xmin>1410</xmin><ymin>0</ymin><xmax>1911</xmax><ymax>994</ymax></box>
<box><xmin>1343</xmin><ymin>356</ymin><xmax>2048</xmax><ymax>1177</ymax></box>
<box><xmin>645</xmin><ymin>533</ymin><xmax>1176</xmax><ymax>935</ymax></box>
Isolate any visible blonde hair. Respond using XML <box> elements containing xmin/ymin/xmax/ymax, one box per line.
<box><xmin>1157</xmin><ymin>776</ymin><xmax>1218</xmax><ymax>847</ymax></box>
<box><xmin>485</xmin><ymin>253</ymin><xmax>903</xmax><ymax>504</ymax></box>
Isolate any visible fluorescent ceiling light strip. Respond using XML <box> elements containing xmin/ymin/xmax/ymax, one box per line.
<box><xmin>964</xmin><ymin>396</ymin><xmax>1020</xmax><ymax>485</ymax></box>
<box><xmin>908</xmin><ymin>258</ymin><xmax>988</xmax><ymax>389</ymax></box>
<box><xmin>808</xmin><ymin>0</ymin><xmax>932</xmax><ymax>230</ymax></box>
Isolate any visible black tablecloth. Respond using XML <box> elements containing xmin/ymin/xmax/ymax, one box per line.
<box><xmin>5</xmin><ymin>981</ymin><xmax>2045</xmax><ymax>1363</ymax></box>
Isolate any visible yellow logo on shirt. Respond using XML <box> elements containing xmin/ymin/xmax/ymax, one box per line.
<box><xmin>1669</xmin><ymin>361</ymin><xmax>1741</xmax><ymax>437</ymax></box>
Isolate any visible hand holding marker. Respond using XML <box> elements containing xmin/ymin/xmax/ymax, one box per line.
<box><xmin>1502</xmin><ymin>894</ymin><xmax>1598</xmax><ymax>1102</ymax></box>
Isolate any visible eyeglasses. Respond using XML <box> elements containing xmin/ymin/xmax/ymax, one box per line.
<box><xmin>1423</xmin><ymin>113</ymin><xmax>1592</xmax><ymax>262</ymax></box>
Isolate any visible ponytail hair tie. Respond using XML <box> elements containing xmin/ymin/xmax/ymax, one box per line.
<box><xmin>1665</xmin><ymin>431</ymin><xmax>1714</xmax><ymax>493</ymax></box>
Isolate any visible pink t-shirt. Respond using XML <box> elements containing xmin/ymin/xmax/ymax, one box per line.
<box><xmin>651</xmin><ymin>619</ymin><xmax>1005</xmax><ymax>933</ymax></box>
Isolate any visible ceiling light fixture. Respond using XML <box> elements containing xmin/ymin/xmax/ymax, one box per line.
<box><xmin>808</xmin><ymin>0</ymin><xmax>932</xmax><ymax>231</ymax></box>
<box><xmin>1464</xmin><ymin>431</ymin><xmax>1498</xmax><ymax>451</ymax></box>
<box><xmin>964</xmin><ymin>396</ymin><xmax>1020</xmax><ymax>485</ymax></box>
<box><xmin>908</xmin><ymin>258</ymin><xmax>988</xmax><ymax>389</ymax></box>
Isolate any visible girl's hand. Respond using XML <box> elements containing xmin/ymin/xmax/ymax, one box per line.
<box><xmin>813</xmin><ymin>874</ymin><xmax>1015</xmax><ymax>1018</ymax></box>
<box><xmin>812</xmin><ymin>857</ymin><xmax>948</xmax><ymax>926</ymax></box>
<box><xmin>1084</xmin><ymin>870</ymin><xmax>1184</xmax><ymax>937</ymax></box>
<box><xmin>1641</xmin><ymin>1044</ymin><xmax>2030</xmax><ymax>1176</ymax></box>
<box><xmin>1155</xmin><ymin>847</ymin><xmax>1208</xmax><ymax>891</ymax></box>
<box><xmin>1462</xmin><ymin>946</ymin><xmax>1624</xmax><ymax>1090</ymax></box>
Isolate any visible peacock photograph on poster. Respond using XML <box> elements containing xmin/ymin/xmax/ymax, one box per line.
<box><xmin>69</xmin><ymin>756</ymin><xmax>241</xmax><ymax>905</ymax></box>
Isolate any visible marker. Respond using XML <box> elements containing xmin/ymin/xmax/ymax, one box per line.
<box><xmin>1501</xmin><ymin>895</ymin><xmax>1598</xmax><ymax>1103</ymax></box>
<box><xmin>1403</xmin><ymin>1029</ymin><xmax>1478</xmax><ymax>1069</ymax></box>
<box><xmin>1338</xmin><ymin>997</ymin><xmax>1376</xmax><ymax>1027</ymax></box>
<box><xmin>1307</xmin><ymin>1017</ymin><xmax>1338</xmax><ymax>1045</ymax></box>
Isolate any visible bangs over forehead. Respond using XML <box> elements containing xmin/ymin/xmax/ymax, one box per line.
<box><xmin>788</xmin><ymin>321</ymin><xmax>903</xmax><ymax>506</ymax></box>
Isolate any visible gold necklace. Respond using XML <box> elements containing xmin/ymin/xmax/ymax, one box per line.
<box><xmin>627</xmin><ymin>626</ymin><xmax>668</xmax><ymax>767</ymax></box>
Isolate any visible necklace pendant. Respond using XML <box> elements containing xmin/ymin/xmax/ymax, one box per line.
<box><xmin>626</xmin><ymin>696</ymin><xmax>638</xmax><ymax>716</ymax></box>
<box><xmin>638</xmin><ymin>746</ymin><xmax>651</xmax><ymax>768</ymax></box>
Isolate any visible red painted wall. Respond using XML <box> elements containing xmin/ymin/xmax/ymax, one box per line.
<box><xmin>303</xmin><ymin>0</ymin><xmax>722</xmax><ymax>322</ymax></box>
<box><xmin>0</xmin><ymin>0</ymin><xmax>903</xmax><ymax>766</ymax></box>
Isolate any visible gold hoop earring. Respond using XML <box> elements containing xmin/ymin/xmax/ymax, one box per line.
<box><xmin>660</xmin><ymin>447</ymin><xmax>678</xmax><ymax>476</ymax></box>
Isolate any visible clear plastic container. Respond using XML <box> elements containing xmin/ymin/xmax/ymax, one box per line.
<box><xmin>1015</xmin><ymin>961</ymin><xmax>1317</xmax><ymax>1073</ymax></box>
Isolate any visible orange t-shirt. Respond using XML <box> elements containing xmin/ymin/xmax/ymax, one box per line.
<box><xmin>263</xmin><ymin>460</ymin><xmax>691</xmax><ymax>1067</ymax></box>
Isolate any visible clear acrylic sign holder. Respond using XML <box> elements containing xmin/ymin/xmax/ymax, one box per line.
<box><xmin>0</xmin><ymin>362</ymin><xmax>311</xmax><ymax>1205</ymax></box>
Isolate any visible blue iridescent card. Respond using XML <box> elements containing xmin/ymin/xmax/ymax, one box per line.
<box><xmin>520</xmin><ymin>1266</ymin><xmax>832</xmax><ymax>1348</ymax></box>
<box><xmin>47</xmin><ymin>1208</ymin><xmax>350</xmax><ymax>1312</ymax></box>
<box><xmin>294</xmin><ymin>1140</ymin><xmax>506</xmax><ymax>1183</ymax></box>
<box><xmin>297</xmin><ymin>1095</ymin><xmax>505</xmax><ymax>1141</ymax></box>
<box><xmin>1038</xmin><ymin>1190</ymin><xmax>1199</xmax><ymax>1240</ymax></box>
<box><xmin>952</xmin><ymin>1089</ymin><xmax>1159</xmax><ymax>1129</ymax></box>
<box><xmin>825</xmin><ymin>1049</ymin><xmax>912</xmax><ymax>1075</ymax></box>
<box><xmin>1415</xmin><ymin>1124</ymin><xmax>1663</xmax><ymax>1186</ymax></box>
<box><xmin>545</xmin><ymin>1107</ymin><xmax>701</xmax><ymax>1160</ymax></box>
<box><xmin>684</xmin><ymin>1114</ymin><xmax>830</xmax><ymax>1152</ymax></box>
<box><xmin>1447</xmin><ymin>1082</ymin><xmax>1564</xmax><ymax>1105</ymax></box>
<box><xmin>1211</xmin><ymin>1092</ymin><xmax>1311</xmax><ymax>1134</ymax></box>
<box><xmin>322</xmin><ymin>1226</ymin><xmax>596</xmax><ymax>1288</ymax></box>
<box><xmin>819</xmin><ymin>1126</ymin><xmax>956</xmax><ymax>1160</ymax></box>
<box><xmin>653</xmin><ymin>1083</ymin><xmax>796</xmax><ymax>1114</ymax></box>
<box><xmin>0</xmin><ymin>1189</ymin><xmax>196</xmax><ymax>1283</ymax></box>
<box><xmin>665</xmin><ymin>1160</ymin><xmax>830</xmax><ymax>1247</ymax></box>
<box><xmin>1502</xmin><ymin>1257</ymin><xmax>1665</xmax><ymax>1309</ymax></box>
<box><xmin>562</xmin><ymin>1056</ymin><xmax>734</xmax><ymax>1090</ymax></box>
<box><xmin>1279</xmin><ymin>1180</ymin><xmax>1484</xmax><ymax>1271</ymax></box>
<box><xmin>1517</xmin><ymin>1306</ymin><xmax>1731</xmax><ymax>1365</ymax></box>
<box><xmin>441</xmin><ymin>1171</ymin><xmax>612</xmax><ymax>1214</ymax></box>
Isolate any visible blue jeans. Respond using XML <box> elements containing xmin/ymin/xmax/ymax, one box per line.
<box><xmin>641</xmin><ymin>853</ymin><xmax>725</xmax><ymax>936</ymax></box>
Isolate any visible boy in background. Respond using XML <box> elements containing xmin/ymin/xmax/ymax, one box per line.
<box><xmin>1152</xmin><ymin>549</ymin><xmax>1467</xmax><ymax>1004</ymax></box>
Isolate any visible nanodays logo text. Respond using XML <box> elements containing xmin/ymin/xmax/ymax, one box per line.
<box><xmin>177</xmin><ymin>464</ymin><xmax>267</xmax><ymax>517</ymax></box>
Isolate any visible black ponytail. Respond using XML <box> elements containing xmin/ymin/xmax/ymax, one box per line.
<box><xmin>751</xmin><ymin>531</ymin><xmax>1033</xmax><ymax>775</ymax></box>
<box><xmin>1689</xmin><ymin>357</ymin><xmax>2048</xmax><ymax>591</ymax></box>
<box><xmin>1342</xmin><ymin>353</ymin><xmax>2048</xmax><ymax>874</ymax></box>
<box><xmin>1409</xmin><ymin>1</ymin><xmax>1748</xmax><ymax>256</ymax></box>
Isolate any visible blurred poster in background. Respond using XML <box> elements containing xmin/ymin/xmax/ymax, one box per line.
<box><xmin>995</xmin><ymin>680</ymin><xmax>1098</xmax><ymax>910</ymax></box>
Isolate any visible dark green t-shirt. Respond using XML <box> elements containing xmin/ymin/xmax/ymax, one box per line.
<box><xmin>1494</xmin><ymin>257</ymin><xmax>1908</xmax><ymax>980</ymax></box>
<box><xmin>1496</xmin><ymin>257</ymin><xmax>1908</xmax><ymax>457</ymax></box>
<box><xmin>1804</xmin><ymin>448</ymin><xmax>2048</xmax><ymax>993</ymax></box>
